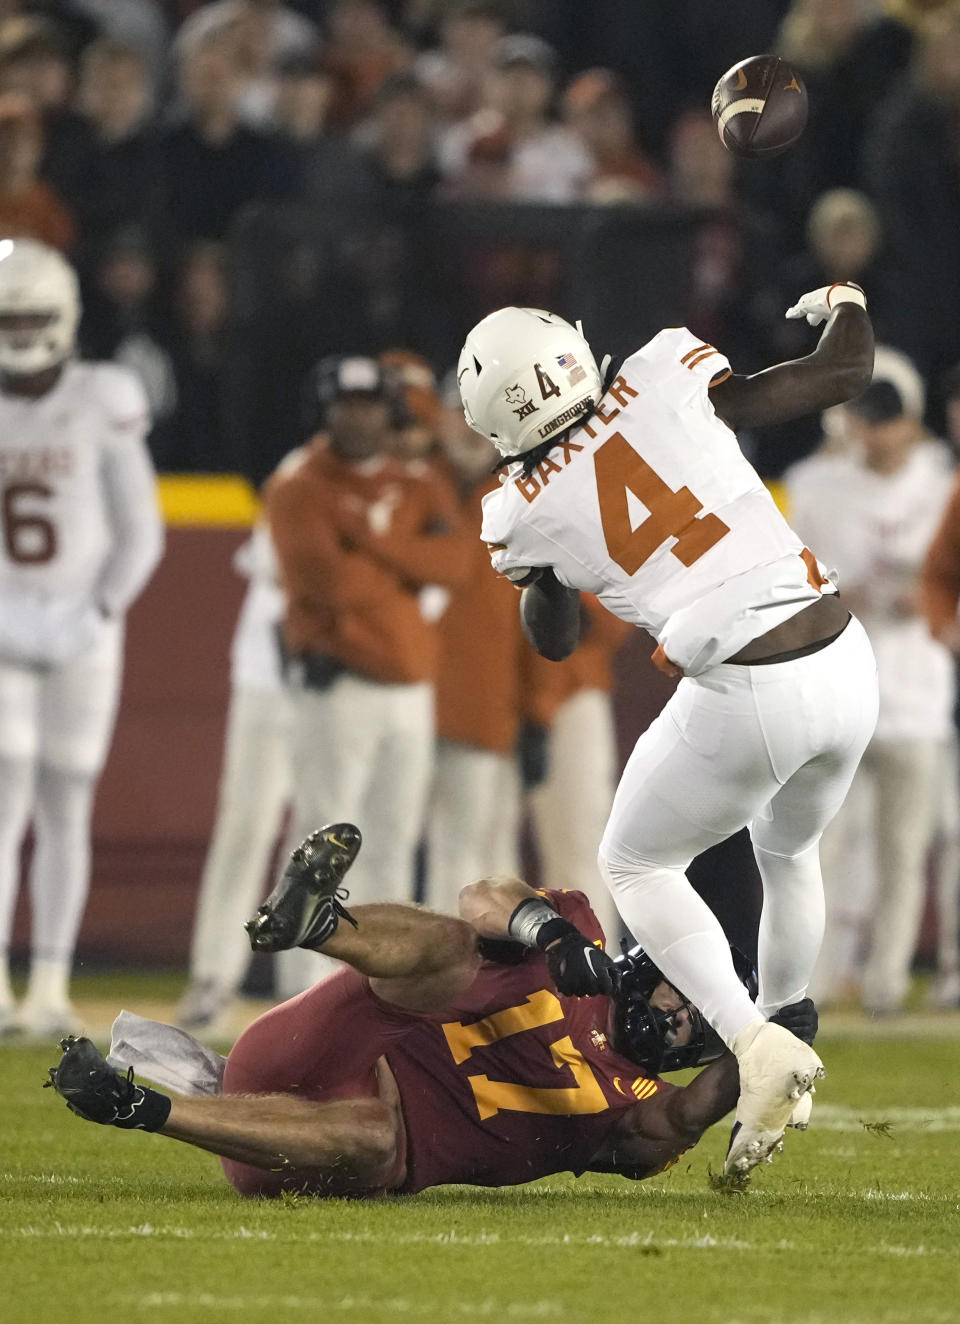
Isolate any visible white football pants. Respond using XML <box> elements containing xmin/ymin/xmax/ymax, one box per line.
<box><xmin>935</xmin><ymin>740</ymin><xmax>960</xmax><ymax>980</ymax></box>
<box><xmin>0</xmin><ymin>624</ymin><xmax>122</xmax><ymax>987</ymax></box>
<box><xmin>530</xmin><ymin>688</ymin><xmax>624</xmax><ymax>949</ymax></box>
<box><xmin>599</xmin><ymin>615</ymin><xmax>878</xmax><ymax>1047</ymax></box>
<box><xmin>277</xmin><ymin>673</ymin><xmax>434</xmax><ymax>997</ymax></box>
<box><xmin>814</xmin><ymin>737</ymin><xmax>954</xmax><ymax>1010</ymax></box>
<box><xmin>426</xmin><ymin>740</ymin><xmax>519</xmax><ymax>916</ymax></box>
<box><xmin>187</xmin><ymin>684</ymin><xmax>292</xmax><ymax>994</ymax></box>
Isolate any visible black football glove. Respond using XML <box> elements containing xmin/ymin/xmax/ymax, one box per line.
<box><xmin>539</xmin><ymin>918</ymin><xmax>620</xmax><ymax>997</ymax></box>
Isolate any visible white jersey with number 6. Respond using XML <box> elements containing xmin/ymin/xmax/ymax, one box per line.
<box><xmin>481</xmin><ymin>327</ymin><xmax>834</xmax><ymax>675</ymax></box>
<box><xmin>0</xmin><ymin>361</ymin><xmax>163</xmax><ymax>666</ymax></box>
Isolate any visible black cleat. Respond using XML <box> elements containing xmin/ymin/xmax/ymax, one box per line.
<box><xmin>44</xmin><ymin>1036</ymin><xmax>148</xmax><ymax>1127</ymax></box>
<box><xmin>245</xmin><ymin>823</ymin><xmax>362</xmax><ymax>953</ymax></box>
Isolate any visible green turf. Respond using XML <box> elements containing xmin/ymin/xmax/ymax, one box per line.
<box><xmin>3</xmin><ymin>992</ymin><xmax>960</xmax><ymax>1324</ymax></box>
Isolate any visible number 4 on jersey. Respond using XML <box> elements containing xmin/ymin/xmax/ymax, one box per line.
<box><xmin>595</xmin><ymin>431</ymin><xmax>729</xmax><ymax>575</ymax></box>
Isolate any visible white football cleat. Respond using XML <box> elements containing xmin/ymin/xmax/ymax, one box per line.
<box><xmin>787</xmin><ymin>1088</ymin><xmax>814</xmax><ymax>1130</ymax></box>
<box><xmin>16</xmin><ymin>998</ymin><xmax>78</xmax><ymax>1039</ymax></box>
<box><xmin>928</xmin><ymin>969</ymin><xmax>960</xmax><ymax>1009</ymax></box>
<box><xmin>175</xmin><ymin>979</ymin><xmax>234</xmax><ymax>1033</ymax></box>
<box><xmin>725</xmin><ymin>1021</ymin><xmax>824</xmax><ymax>1178</ymax></box>
<box><xmin>0</xmin><ymin>999</ymin><xmax>17</xmax><ymax>1037</ymax></box>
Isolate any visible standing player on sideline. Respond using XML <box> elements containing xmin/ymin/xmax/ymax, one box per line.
<box><xmin>460</xmin><ymin>285</ymin><xmax>877</xmax><ymax>1177</ymax></box>
<box><xmin>176</xmin><ymin>521</ymin><xmax>292</xmax><ymax>1031</ymax></box>
<box><xmin>0</xmin><ymin>239</ymin><xmax>163</xmax><ymax>1036</ymax></box>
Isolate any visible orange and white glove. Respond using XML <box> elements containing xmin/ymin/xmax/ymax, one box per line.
<box><xmin>785</xmin><ymin>282</ymin><xmax>867</xmax><ymax>327</ymax></box>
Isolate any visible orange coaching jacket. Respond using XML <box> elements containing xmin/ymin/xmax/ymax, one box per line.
<box><xmin>265</xmin><ymin>436</ymin><xmax>472</xmax><ymax>686</ymax></box>
<box><xmin>435</xmin><ymin>478</ymin><xmax>525</xmax><ymax>755</ymax></box>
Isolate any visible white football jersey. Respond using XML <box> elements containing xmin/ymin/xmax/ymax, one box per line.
<box><xmin>482</xmin><ymin>327</ymin><xmax>832</xmax><ymax>675</ymax></box>
<box><xmin>787</xmin><ymin>439</ymin><xmax>955</xmax><ymax>742</ymax></box>
<box><xmin>0</xmin><ymin>360</ymin><xmax>163</xmax><ymax>664</ymax></box>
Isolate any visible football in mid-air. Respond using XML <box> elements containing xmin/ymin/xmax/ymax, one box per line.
<box><xmin>711</xmin><ymin>54</ymin><xmax>808</xmax><ymax>159</ymax></box>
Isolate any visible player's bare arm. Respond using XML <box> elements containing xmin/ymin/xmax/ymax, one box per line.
<box><xmin>458</xmin><ymin>875</ymin><xmax>540</xmax><ymax>935</ymax></box>
<box><xmin>519</xmin><ymin>567</ymin><xmax>581</xmax><ymax>661</ymax></box>
<box><xmin>346</xmin><ymin>490</ymin><xmax>474</xmax><ymax>590</ymax></box>
<box><xmin>589</xmin><ymin>1051</ymin><xmax>741</xmax><ymax>1178</ymax></box>
<box><xmin>459</xmin><ymin>875</ymin><xmax>619</xmax><ymax>996</ymax></box>
<box><xmin>711</xmin><ymin>290</ymin><xmax>874</xmax><ymax>431</ymax></box>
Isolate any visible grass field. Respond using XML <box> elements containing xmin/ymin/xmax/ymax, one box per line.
<box><xmin>3</xmin><ymin>974</ymin><xmax>960</xmax><ymax>1324</ymax></box>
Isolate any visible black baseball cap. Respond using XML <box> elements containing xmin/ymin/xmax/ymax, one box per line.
<box><xmin>845</xmin><ymin>379</ymin><xmax>905</xmax><ymax>424</ymax></box>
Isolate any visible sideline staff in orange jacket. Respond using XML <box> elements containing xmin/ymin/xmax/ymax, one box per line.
<box><xmin>266</xmin><ymin>356</ymin><xmax>471</xmax><ymax>992</ymax></box>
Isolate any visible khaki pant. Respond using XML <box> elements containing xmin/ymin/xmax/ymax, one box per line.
<box><xmin>276</xmin><ymin>673</ymin><xmax>434</xmax><ymax>998</ymax></box>
<box><xmin>187</xmin><ymin>684</ymin><xmax>292</xmax><ymax>994</ymax></box>
<box><xmin>426</xmin><ymin>740</ymin><xmax>519</xmax><ymax>916</ymax></box>
<box><xmin>530</xmin><ymin>688</ymin><xmax>624</xmax><ymax>950</ymax></box>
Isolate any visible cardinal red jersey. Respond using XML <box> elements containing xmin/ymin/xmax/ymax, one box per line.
<box><xmin>389</xmin><ymin>889</ymin><xmax>666</xmax><ymax>1193</ymax></box>
<box><xmin>221</xmin><ymin>890</ymin><xmax>669</xmax><ymax>1198</ymax></box>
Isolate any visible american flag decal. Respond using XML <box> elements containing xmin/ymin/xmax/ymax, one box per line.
<box><xmin>557</xmin><ymin>352</ymin><xmax>578</xmax><ymax>369</ymax></box>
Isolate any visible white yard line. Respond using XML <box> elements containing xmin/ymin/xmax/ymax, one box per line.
<box><xmin>136</xmin><ymin>1292</ymin><xmax>562</xmax><ymax>1316</ymax></box>
<box><xmin>818</xmin><ymin>1013</ymin><xmax>960</xmax><ymax>1041</ymax></box>
<box><xmin>808</xmin><ymin>1104</ymin><xmax>960</xmax><ymax>1132</ymax></box>
<box><xmin>0</xmin><ymin>1224</ymin><xmax>953</xmax><ymax>1258</ymax></box>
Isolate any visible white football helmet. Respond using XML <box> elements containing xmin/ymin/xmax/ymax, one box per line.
<box><xmin>0</xmin><ymin>238</ymin><xmax>79</xmax><ymax>375</ymax></box>
<box><xmin>458</xmin><ymin>306</ymin><xmax>603</xmax><ymax>457</ymax></box>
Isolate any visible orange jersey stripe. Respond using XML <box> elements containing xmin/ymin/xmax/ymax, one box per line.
<box><xmin>680</xmin><ymin>342</ymin><xmax>712</xmax><ymax>365</ymax></box>
<box><xmin>687</xmin><ymin>348</ymin><xmax>719</xmax><ymax>370</ymax></box>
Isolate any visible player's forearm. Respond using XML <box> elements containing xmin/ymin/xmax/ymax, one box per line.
<box><xmin>664</xmin><ymin>1053</ymin><xmax>740</xmax><ymax>1137</ymax></box>
<box><xmin>96</xmin><ymin>513</ymin><xmax>164</xmax><ymax>615</ymax></box>
<box><xmin>713</xmin><ymin>305</ymin><xmax>874</xmax><ymax>430</ymax></box>
<box><xmin>280</xmin><ymin>546</ymin><xmax>386</xmax><ymax>611</ymax></box>
<box><xmin>97</xmin><ymin>438</ymin><xmax>165</xmax><ymax>613</ymax></box>
<box><xmin>520</xmin><ymin>569</ymin><xmax>581</xmax><ymax>661</ymax></box>
<box><xmin>458</xmin><ymin>877</ymin><xmax>540</xmax><ymax>938</ymax></box>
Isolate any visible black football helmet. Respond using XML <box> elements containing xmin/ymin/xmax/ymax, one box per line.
<box><xmin>612</xmin><ymin>943</ymin><xmax>758</xmax><ymax>1074</ymax></box>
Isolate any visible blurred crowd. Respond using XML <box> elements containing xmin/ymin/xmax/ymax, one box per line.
<box><xmin>0</xmin><ymin>0</ymin><xmax>959</xmax><ymax>474</ymax></box>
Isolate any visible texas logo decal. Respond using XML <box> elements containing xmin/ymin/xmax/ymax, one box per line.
<box><xmin>505</xmin><ymin>384</ymin><xmax>538</xmax><ymax>421</ymax></box>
